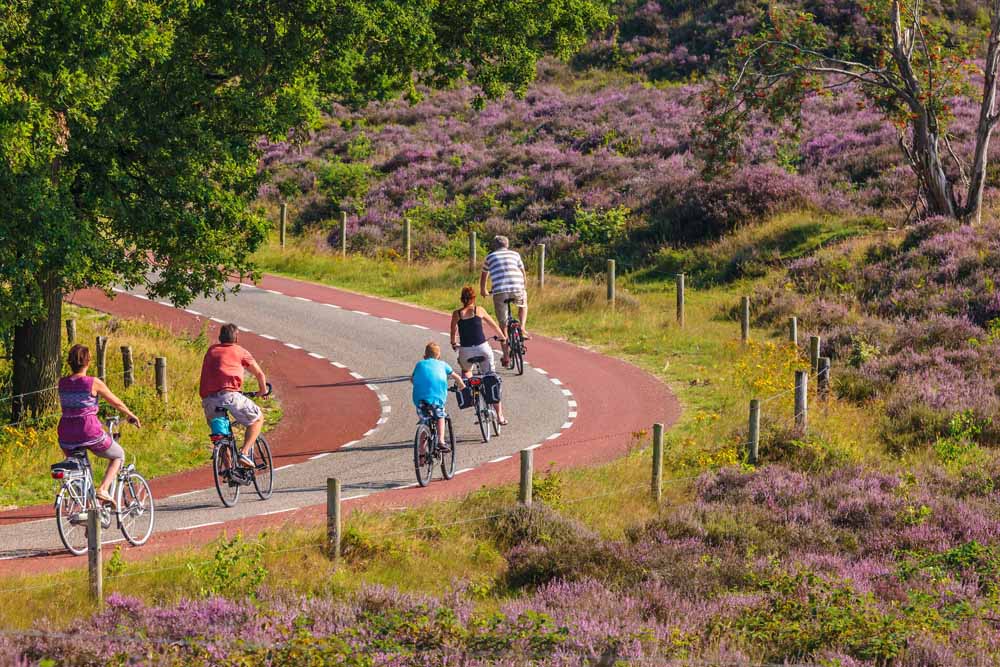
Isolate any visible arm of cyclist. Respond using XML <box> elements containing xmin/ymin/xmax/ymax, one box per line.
<box><xmin>478</xmin><ymin>306</ymin><xmax>507</xmax><ymax>342</ymax></box>
<box><xmin>450</xmin><ymin>310</ymin><xmax>461</xmax><ymax>350</ymax></box>
<box><xmin>248</xmin><ymin>360</ymin><xmax>269</xmax><ymax>400</ymax></box>
<box><xmin>479</xmin><ymin>268</ymin><xmax>489</xmax><ymax>298</ymax></box>
<box><xmin>450</xmin><ymin>371</ymin><xmax>467</xmax><ymax>391</ymax></box>
<box><xmin>92</xmin><ymin>378</ymin><xmax>141</xmax><ymax>428</ymax></box>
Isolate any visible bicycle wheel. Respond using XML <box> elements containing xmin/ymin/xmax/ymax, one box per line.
<box><xmin>511</xmin><ymin>329</ymin><xmax>525</xmax><ymax>375</ymax></box>
<box><xmin>119</xmin><ymin>473</ymin><xmax>155</xmax><ymax>546</ymax></box>
<box><xmin>55</xmin><ymin>480</ymin><xmax>90</xmax><ymax>556</ymax></box>
<box><xmin>476</xmin><ymin>393</ymin><xmax>491</xmax><ymax>443</ymax></box>
<box><xmin>489</xmin><ymin>406</ymin><xmax>502</xmax><ymax>437</ymax></box>
<box><xmin>212</xmin><ymin>442</ymin><xmax>240</xmax><ymax>507</ymax></box>
<box><xmin>414</xmin><ymin>424</ymin><xmax>435</xmax><ymax>487</ymax></box>
<box><xmin>251</xmin><ymin>436</ymin><xmax>274</xmax><ymax>500</ymax></box>
<box><xmin>440</xmin><ymin>418</ymin><xmax>456</xmax><ymax>479</ymax></box>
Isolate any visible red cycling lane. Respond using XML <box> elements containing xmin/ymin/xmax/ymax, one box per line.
<box><xmin>0</xmin><ymin>277</ymin><xmax>680</xmax><ymax>576</ymax></box>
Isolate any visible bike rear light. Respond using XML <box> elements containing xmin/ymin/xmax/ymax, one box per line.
<box><xmin>51</xmin><ymin>471</ymin><xmax>64</xmax><ymax>480</ymax></box>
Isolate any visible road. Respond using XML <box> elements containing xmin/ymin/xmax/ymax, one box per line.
<box><xmin>0</xmin><ymin>274</ymin><xmax>679</xmax><ymax>571</ymax></box>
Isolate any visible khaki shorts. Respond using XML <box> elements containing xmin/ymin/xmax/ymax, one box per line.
<box><xmin>493</xmin><ymin>290</ymin><xmax>527</xmax><ymax>326</ymax></box>
<box><xmin>202</xmin><ymin>391</ymin><xmax>262</xmax><ymax>427</ymax></box>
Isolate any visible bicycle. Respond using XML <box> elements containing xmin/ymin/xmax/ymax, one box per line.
<box><xmin>50</xmin><ymin>416</ymin><xmax>155</xmax><ymax>556</ymax></box>
<box><xmin>464</xmin><ymin>352</ymin><xmax>501</xmax><ymax>443</ymax></box>
<box><xmin>501</xmin><ymin>297</ymin><xmax>527</xmax><ymax>375</ymax></box>
<box><xmin>413</xmin><ymin>395</ymin><xmax>456</xmax><ymax>487</ymax></box>
<box><xmin>209</xmin><ymin>383</ymin><xmax>274</xmax><ymax>507</ymax></box>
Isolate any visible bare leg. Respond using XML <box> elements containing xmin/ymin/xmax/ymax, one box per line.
<box><xmin>436</xmin><ymin>417</ymin><xmax>447</xmax><ymax>446</ymax></box>
<box><xmin>242</xmin><ymin>417</ymin><xmax>264</xmax><ymax>457</ymax></box>
<box><xmin>518</xmin><ymin>305</ymin><xmax>528</xmax><ymax>335</ymax></box>
<box><xmin>496</xmin><ymin>400</ymin><xmax>506</xmax><ymax>422</ymax></box>
<box><xmin>97</xmin><ymin>458</ymin><xmax>123</xmax><ymax>498</ymax></box>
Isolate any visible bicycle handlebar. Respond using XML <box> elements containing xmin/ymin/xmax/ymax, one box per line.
<box><xmin>243</xmin><ymin>382</ymin><xmax>273</xmax><ymax>398</ymax></box>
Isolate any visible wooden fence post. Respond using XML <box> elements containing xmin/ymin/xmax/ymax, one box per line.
<box><xmin>279</xmin><ymin>202</ymin><xmax>287</xmax><ymax>249</ymax></box>
<box><xmin>66</xmin><ymin>319</ymin><xmax>76</xmax><ymax>344</ymax></box>
<box><xmin>818</xmin><ymin>357</ymin><xmax>831</xmax><ymax>401</ymax></box>
<box><xmin>748</xmin><ymin>399</ymin><xmax>761</xmax><ymax>465</ymax></box>
<box><xmin>537</xmin><ymin>243</ymin><xmax>546</xmax><ymax>290</ymax></box>
<box><xmin>788</xmin><ymin>317</ymin><xmax>798</xmax><ymax>346</ymax></box>
<box><xmin>519</xmin><ymin>449</ymin><xmax>533</xmax><ymax>506</ymax></box>
<box><xmin>652</xmin><ymin>423</ymin><xmax>664</xmax><ymax>503</ymax></box>
<box><xmin>794</xmin><ymin>370</ymin><xmax>808</xmax><ymax>430</ymax></box>
<box><xmin>607</xmin><ymin>259</ymin><xmax>616</xmax><ymax>306</ymax></box>
<box><xmin>327</xmin><ymin>478</ymin><xmax>341</xmax><ymax>559</ymax></box>
<box><xmin>340</xmin><ymin>211</ymin><xmax>348</xmax><ymax>257</ymax></box>
<box><xmin>87</xmin><ymin>511</ymin><xmax>103</xmax><ymax>606</ymax></box>
<box><xmin>120</xmin><ymin>346</ymin><xmax>134</xmax><ymax>388</ymax></box>
<box><xmin>96</xmin><ymin>336</ymin><xmax>108</xmax><ymax>382</ymax></box>
<box><xmin>469</xmin><ymin>230</ymin><xmax>477</xmax><ymax>274</ymax></box>
<box><xmin>155</xmin><ymin>357</ymin><xmax>168</xmax><ymax>402</ymax></box>
<box><xmin>403</xmin><ymin>218</ymin><xmax>412</xmax><ymax>263</ymax></box>
<box><xmin>740</xmin><ymin>296</ymin><xmax>750</xmax><ymax>344</ymax></box>
<box><xmin>809</xmin><ymin>335</ymin><xmax>821</xmax><ymax>373</ymax></box>
<box><xmin>676</xmin><ymin>273</ymin><xmax>685</xmax><ymax>327</ymax></box>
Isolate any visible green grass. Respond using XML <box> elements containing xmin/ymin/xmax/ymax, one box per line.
<box><xmin>0</xmin><ymin>305</ymin><xmax>279</xmax><ymax>508</ymax></box>
<box><xmin>633</xmin><ymin>210</ymin><xmax>887</xmax><ymax>286</ymax></box>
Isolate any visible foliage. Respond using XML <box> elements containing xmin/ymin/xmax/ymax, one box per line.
<box><xmin>703</xmin><ymin>0</ymin><xmax>996</xmax><ymax>222</ymax></box>
<box><xmin>0</xmin><ymin>0</ymin><xmax>612</xmax><ymax>406</ymax></box>
<box><xmin>188</xmin><ymin>535</ymin><xmax>268</xmax><ymax>601</ymax></box>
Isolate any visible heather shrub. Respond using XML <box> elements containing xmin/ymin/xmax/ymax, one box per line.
<box><xmin>644</xmin><ymin>164</ymin><xmax>816</xmax><ymax>243</ymax></box>
<box><xmin>487</xmin><ymin>504</ymin><xmax>594</xmax><ymax>551</ymax></box>
<box><xmin>491</xmin><ymin>505</ymin><xmax>643</xmax><ymax>590</ymax></box>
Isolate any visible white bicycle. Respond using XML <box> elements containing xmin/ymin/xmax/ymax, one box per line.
<box><xmin>50</xmin><ymin>416</ymin><xmax>155</xmax><ymax>555</ymax></box>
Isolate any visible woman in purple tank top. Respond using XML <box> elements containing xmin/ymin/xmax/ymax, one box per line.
<box><xmin>58</xmin><ymin>345</ymin><xmax>142</xmax><ymax>505</ymax></box>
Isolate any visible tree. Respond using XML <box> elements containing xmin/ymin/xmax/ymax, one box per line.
<box><xmin>1</xmin><ymin>0</ymin><xmax>610</xmax><ymax>420</ymax></box>
<box><xmin>703</xmin><ymin>0</ymin><xmax>999</xmax><ymax>224</ymax></box>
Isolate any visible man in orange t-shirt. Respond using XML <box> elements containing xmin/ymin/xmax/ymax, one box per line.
<box><xmin>200</xmin><ymin>323</ymin><xmax>269</xmax><ymax>467</ymax></box>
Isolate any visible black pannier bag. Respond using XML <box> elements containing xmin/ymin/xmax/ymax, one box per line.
<box><xmin>455</xmin><ymin>384</ymin><xmax>475</xmax><ymax>409</ymax></box>
<box><xmin>483</xmin><ymin>372</ymin><xmax>502</xmax><ymax>405</ymax></box>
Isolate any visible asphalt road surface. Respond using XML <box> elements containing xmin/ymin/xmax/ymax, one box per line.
<box><xmin>0</xmin><ymin>281</ymin><xmax>572</xmax><ymax>559</ymax></box>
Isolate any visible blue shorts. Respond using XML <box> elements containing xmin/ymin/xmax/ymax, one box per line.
<box><xmin>417</xmin><ymin>402</ymin><xmax>447</xmax><ymax>420</ymax></box>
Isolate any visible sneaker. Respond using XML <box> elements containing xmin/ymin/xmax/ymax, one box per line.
<box><xmin>437</xmin><ymin>442</ymin><xmax>451</xmax><ymax>453</ymax></box>
<box><xmin>237</xmin><ymin>453</ymin><xmax>255</xmax><ymax>467</ymax></box>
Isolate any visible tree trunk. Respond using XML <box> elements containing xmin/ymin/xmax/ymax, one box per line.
<box><xmin>912</xmin><ymin>121</ymin><xmax>956</xmax><ymax>218</ymax></box>
<box><xmin>962</xmin><ymin>2</ymin><xmax>1000</xmax><ymax>225</ymax></box>
<box><xmin>11</xmin><ymin>277</ymin><xmax>62</xmax><ymax>423</ymax></box>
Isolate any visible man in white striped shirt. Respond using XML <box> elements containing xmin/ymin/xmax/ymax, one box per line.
<box><xmin>480</xmin><ymin>235</ymin><xmax>528</xmax><ymax>365</ymax></box>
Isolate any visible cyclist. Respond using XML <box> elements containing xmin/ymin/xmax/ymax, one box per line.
<box><xmin>57</xmin><ymin>344</ymin><xmax>141</xmax><ymax>506</ymax></box>
<box><xmin>199</xmin><ymin>323</ymin><xmax>268</xmax><ymax>468</ymax></box>
<box><xmin>480</xmin><ymin>235</ymin><xmax>528</xmax><ymax>367</ymax></box>
<box><xmin>411</xmin><ymin>342</ymin><xmax>466</xmax><ymax>450</ymax></box>
<box><xmin>450</xmin><ymin>286</ymin><xmax>508</xmax><ymax>425</ymax></box>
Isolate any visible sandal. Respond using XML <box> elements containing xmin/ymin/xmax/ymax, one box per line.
<box><xmin>498</xmin><ymin>418</ymin><xmax>509</xmax><ymax>426</ymax></box>
<box><xmin>95</xmin><ymin>491</ymin><xmax>117</xmax><ymax>508</ymax></box>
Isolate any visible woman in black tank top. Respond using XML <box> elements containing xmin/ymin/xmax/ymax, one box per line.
<box><xmin>450</xmin><ymin>286</ymin><xmax>509</xmax><ymax>423</ymax></box>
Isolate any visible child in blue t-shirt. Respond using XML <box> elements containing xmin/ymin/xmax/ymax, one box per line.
<box><xmin>412</xmin><ymin>342</ymin><xmax>466</xmax><ymax>448</ymax></box>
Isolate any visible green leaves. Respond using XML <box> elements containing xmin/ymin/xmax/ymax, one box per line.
<box><xmin>0</xmin><ymin>0</ymin><xmax>610</xmax><ymax>330</ymax></box>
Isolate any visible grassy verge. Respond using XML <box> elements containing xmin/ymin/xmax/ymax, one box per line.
<box><xmin>0</xmin><ymin>305</ymin><xmax>279</xmax><ymax>508</ymax></box>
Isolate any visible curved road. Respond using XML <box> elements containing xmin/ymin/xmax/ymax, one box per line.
<box><xmin>0</xmin><ymin>274</ymin><xmax>679</xmax><ymax>573</ymax></box>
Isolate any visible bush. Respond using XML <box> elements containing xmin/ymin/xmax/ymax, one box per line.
<box><xmin>316</xmin><ymin>160</ymin><xmax>372</xmax><ymax>213</ymax></box>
